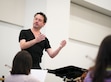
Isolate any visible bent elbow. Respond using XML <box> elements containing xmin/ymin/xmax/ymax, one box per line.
<box><xmin>50</xmin><ymin>56</ymin><xmax>54</xmax><ymax>58</ymax></box>
<box><xmin>49</xmin><ymin>54</ymin><xmax>56</xmax><ymax>58</ymax></box>
<box><xmin>20</xmin><ymin>45</ymin><xmax>26</xmax><ymax>50</ymax></box>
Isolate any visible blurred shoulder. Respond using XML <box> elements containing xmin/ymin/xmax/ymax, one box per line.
<box><xmin>27</xmin><ymin>74</ymin><xmax>40</xmax><ymax>82</ymax></box>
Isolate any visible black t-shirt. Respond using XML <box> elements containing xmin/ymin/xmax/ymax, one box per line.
<box><xmin>19</xmin><ymin>29</ymin><xmax>51</xmax><ymax>65</ymax></box>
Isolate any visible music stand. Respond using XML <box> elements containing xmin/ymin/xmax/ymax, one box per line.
<box><xmin>47</xmin><ymin>65</ymin><xmax>87</xmax><ymax>82</ymax></box>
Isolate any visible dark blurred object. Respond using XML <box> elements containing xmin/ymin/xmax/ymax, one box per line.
<box><xmin>0</xmin><ymin>76</ymin><xmax>4</xmax><ymax>82</ymax></box>
<box><xmin>47</xmin><ymin>65</ymin><xmax>87</xmax><ymax>82</ymax></box>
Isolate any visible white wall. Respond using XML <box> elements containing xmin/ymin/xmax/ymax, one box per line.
<box><xmin>69</xmin><ymin>3</ymin><xmax>111</xmax><ymax>69</ymax></box>
<box><xmin>70</xmin><ymin>3</ymin><xmax>111</xmax><ymax>46</ymax></box>
<box><xmin>0</xmin><ymin>0</ymin><xmax>25</xmax><ymax>26</ymax></box>
<box><xmin>0</xmin><ymin>0</ymin><xmax>111</xmax><ymax>82</ymax></box>
<box><xmin>84</xmin><ymin>0</ymin><xmax>111</xmax><ymax>11</ymax></box>
<box><xmin>0</xmin><ymin>0</ymin><xmax>47</xmax><ymax>78</ymax></box>
<box><xmin>0</xmin><ymin>22</ymin><xmax>22</xmax><ymax>77</ymax></box>
<box><xmin>24</xmin><ymin>0</ymin><xmax>47</xmax><ymax>29</ymax></box>
<box><xmin>43</xmin><ymin>0</ymin><xmax>70</xmax><ymax>82</ymax></box>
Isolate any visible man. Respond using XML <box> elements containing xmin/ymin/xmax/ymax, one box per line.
<box><xmin>19</xmin><ymin>12</ymin><xmax>66</xmax><ymax>69</ymax></box>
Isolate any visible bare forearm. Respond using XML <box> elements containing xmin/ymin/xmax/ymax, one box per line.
<box><xmin>47</xmin><ymin>45</ymin><xmax>63</xmax><ymax>58</ymax></box>
<box><xmin>51</xmin><ymin>46</ymin><xmax>62</xmax><ymax>58</ymax></box>
<box><xmin>20</xmin><ymin>39</ymin><xmax>37</xmax><ymax>49</ymax></box>
<box><xmin>47</xmin><ymin>40</ymin><xmax>66</xmax><ymax>58</ymax></box>
<box><xmin>20</xmin><ymin>34</ymin><xmax>46</xmax><ymax>49</ymax></box>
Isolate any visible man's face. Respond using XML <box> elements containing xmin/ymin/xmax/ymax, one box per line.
<box><xmin>33</xmin><ymin>14</ymin><xmax>45</xmax><ymax>29</ymax></box>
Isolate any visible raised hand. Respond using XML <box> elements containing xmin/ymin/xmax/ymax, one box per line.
<box><xmin>60</xmin><ymin>40</ymin><xmax>67</xmax><ymax>48</ymax></box>
<box><xmin>35</xmin><ymin>33</ymin><xmax>46</xmax><ymax>43</ymax></box>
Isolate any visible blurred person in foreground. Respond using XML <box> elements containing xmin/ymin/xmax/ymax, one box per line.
<box><xmin>84</xmin><ymin>35</ymin><xmax>111</xmax><ymax>82</ymax></box>
<box><xmin>5</xmin><ymin>50</ymin><xmax>40</xmax><ymax>82</ymax></box>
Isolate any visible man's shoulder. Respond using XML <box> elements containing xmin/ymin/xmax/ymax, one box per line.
<box><xmin>20</xmin><ymin>29</ymin><xmax>31</xmax><ymax>33</ymax></box>
<box><xmin>21</xmin><ymin>29</ymin><xmax>30</xmax><ymax>31</ymax></box>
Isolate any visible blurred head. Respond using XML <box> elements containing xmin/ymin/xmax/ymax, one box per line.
<box><xmin>96</xmin><ymin>35</ymin><xmax>111</xmax><ymax>67</ymax></box>
<box><xmin>11</xmin><ymin>50</ymin><xmax>32</xmax><ymax>75</ymax></box>
<box><xmin>34</xmin><ymin>12</ymin><xmax>47</xmax><ymax>23</ymax></box>
<box><xmin>92</xmin><ymin>35</ymin><xmax>111</xmax><ymax>82</ymax></box>
<box><xmin>33</xmin><ymin>12</ymin><xmax>47</xmax><ymax>29</ymax></box>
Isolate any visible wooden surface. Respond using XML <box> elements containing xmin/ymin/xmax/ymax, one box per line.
<box><xmin>0</xmin><ymin>77</ymin><xmax>4</xmax><ymax>81</ymax></box>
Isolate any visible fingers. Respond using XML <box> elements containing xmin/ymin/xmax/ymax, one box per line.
<box><xmin>60</xmin><ymin>40</ymin><xmax>67</xmax><ymax>48</ymax></box>
<box><xmin>38</xmin><ymin>34</ymin><xmax>45</xmax><ymax>40</ymax></box>
<box><xmin>35</xmin><ymin>34</ymin><xmax>46</xmax><ymax>42</ymax></box>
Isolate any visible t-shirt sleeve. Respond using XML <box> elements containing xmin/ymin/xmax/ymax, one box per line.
<box><xmin>19</xmin><ymin>30</ymin><xmax>26</xmax><ymax>42</ymax></box>
<box><xmin>45</xmin><ymin>38</ymin><xmax>51</xmax><ymax>50</ymax></box>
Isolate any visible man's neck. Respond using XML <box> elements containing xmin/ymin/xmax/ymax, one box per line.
<box><xmin>31</xmin><ymin>28</ymin><xmax>41</xmax><ymax>34</ymax></box>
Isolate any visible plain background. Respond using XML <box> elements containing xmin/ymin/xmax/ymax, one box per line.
<box><xmin>0</xmin><ymin>0</ymin><xmax>111</xmax><ymax>82</ymax></box>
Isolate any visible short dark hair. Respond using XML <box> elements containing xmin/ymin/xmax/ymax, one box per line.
<box><xmin>11</xmin><ymin>50</ymin><xmax>32</xmax><ymax>75</ymax></box>
<box><xmin>34</xmin><ymin>12</ymin><xmax>47</xmax><ymax>23</ymax></box>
